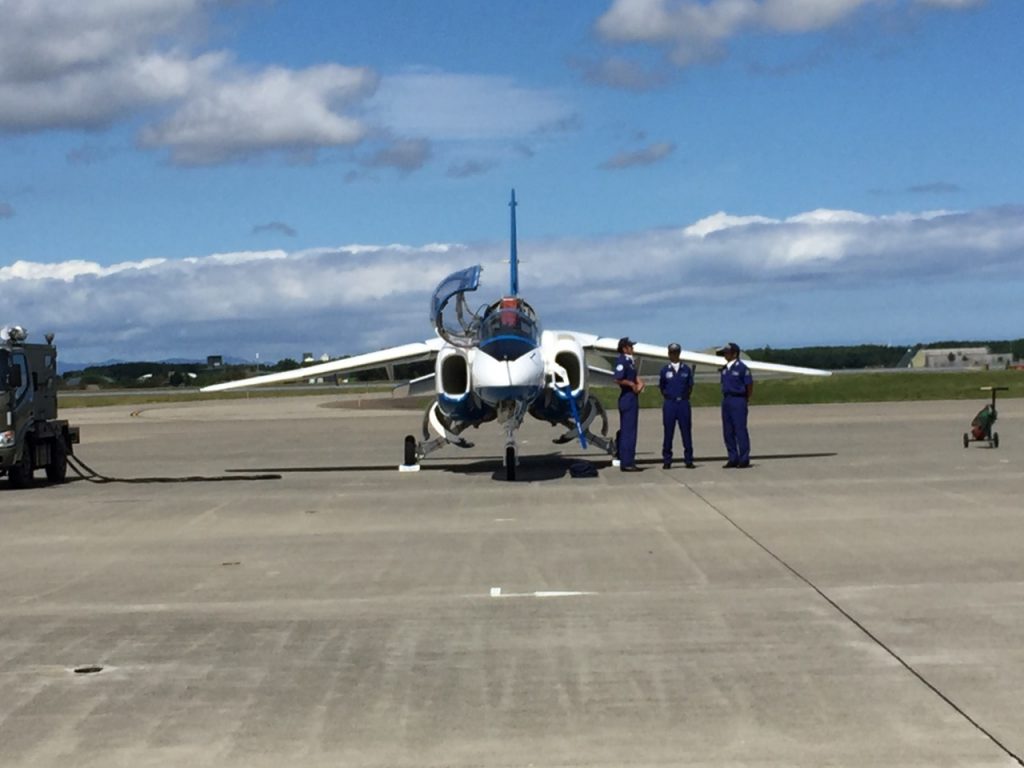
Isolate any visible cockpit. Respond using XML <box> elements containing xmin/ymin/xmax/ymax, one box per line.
<box><xmin>425</xmin><ymin>266</ymin><xmax>540</xmax><ymax>360</ymax></box>
<box><xmin>478</xmin><ymin>297</ymin><xmax>540</xmax><ymax>361</ymax></box>
<box><xmin>429</xmin><ymin>265</ymin><xmax>541</xmax><ymax>359</ymax></box>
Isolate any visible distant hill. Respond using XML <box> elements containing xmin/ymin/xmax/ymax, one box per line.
<box><xmin>58</xmin><ymin>359</ymin><xmax>124</xmax><ymax>375</ymax></box>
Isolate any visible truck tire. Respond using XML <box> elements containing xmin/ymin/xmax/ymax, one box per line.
<box><xmin>45</xmin><ymin>439</ymin><xmax>68</xmax><ymax>484</ymax></box>
<box><xmin>8</xmin><ymin>448</ymin><xmax>33</xmax><ymax>488</ymax></box>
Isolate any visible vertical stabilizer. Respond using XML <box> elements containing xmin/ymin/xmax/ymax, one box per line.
<box><xmin>508</xmin><ymin>189</ymin><xmax>519</xmax><ymax>296</ymax></box>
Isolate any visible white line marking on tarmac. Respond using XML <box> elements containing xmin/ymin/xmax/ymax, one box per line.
<box><xmin>488</xmin><ymin>588</ymin><xmax>595</xmax><ymax>598</ymax></box>
<box><xmin>533</xmin><ymin>591</ymin><xmax>595</xmax><ymax>597</ymax></box>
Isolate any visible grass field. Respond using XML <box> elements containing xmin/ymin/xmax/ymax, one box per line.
<box><xmin>598</xmin><ymin>369</ymin><xmax>1020</xmax><ymax>408</ymax></box>
<box><xmin>59</xmin><ymin>369</ymin><xmax>1019</xmax><ymax>410</ymax></box>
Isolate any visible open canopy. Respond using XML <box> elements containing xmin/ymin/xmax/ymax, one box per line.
<box><xmin>431</xmin><ymin>265</ymin><xmax>484</xmax><ymax>347</ymax></box>
<box><xmin>430</xmin><ymin>266</ymin><xmax>481</xmax><ymax>323</ymax></box>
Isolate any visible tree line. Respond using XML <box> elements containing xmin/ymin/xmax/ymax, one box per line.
<box><xmin>61</xmin><ymin>357</ymin><xmax>435</xmax><ymax>389</ymax></box>
<box><xmin>62</xmin><ymin>338</ymin><xmax>1022</xmax><ymax>388</ymax></box>
<box><xmin>746</xmin><ymin>339</ymin><xmax>1023</xmax><ymax>370</ymax></box>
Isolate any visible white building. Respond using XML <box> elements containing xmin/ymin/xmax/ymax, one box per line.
<box><xmin>910</xmin><ymin>347</ymin><xmax>1012</xmax><ymax>370</ymax></box>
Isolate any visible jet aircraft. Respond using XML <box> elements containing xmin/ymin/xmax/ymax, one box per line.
<box><xmin>202</xmin><ymin>191</ymin><xmax>830</xmax><ymax>479</ymax></box>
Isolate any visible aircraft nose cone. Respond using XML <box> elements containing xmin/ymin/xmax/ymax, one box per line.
<box><xmin>472</xmin><ymin>350</ymin><xmax>544</xmax><ymax>406</ymax></box>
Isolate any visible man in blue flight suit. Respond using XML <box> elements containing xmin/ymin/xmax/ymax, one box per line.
<box><xmin>659</xmin><ymin>342</ymin><xmax>695</xmax><ymax>469</ymax></box>
<box><xmin>718</xmin><ymin>342</ymin><xmax>754</xmax><ymax>468</ymax></box>
<box><xmin>614</xmin><ymin>337</ymin><xmax>644</xmax><ymax>472</ymax></box>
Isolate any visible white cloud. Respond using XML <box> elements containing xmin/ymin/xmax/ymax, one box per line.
<box><xmin>595</xmin><ymin>0</ymin><xmax>986</xmax><ymax>69</ymax></box>
<box><xmin>0</xmin><ymin>50</ymin><xmax>220</xmax><ymax>132</ymax></box>
<box><xmin>785</xmin><ymin>209</ymin><xmax>873</xmax><ymax>225</ymax></box>
<box><xmin>683</xmin><ymin>212</ymin><xmax>775</xmax><ymax>237</ymax></box>
<box><xmin>0</xmin><ymin>0</ymin><xmax>202</xmax><ymax>81</ymax></box>
<box><xmin>597</xmin><ymin>0</ymin><xmax>763</xmax><ymax>65</ymax></box>
<box><xmin>5</xmin><ymin>206</ymin><xmax>1022</xmax><ymax>360</ymax></box>
<box><xmin>182</xmin><ymin>250</ymin><xmax>289</xmax><ymax>266</ymax></box>
<box><xmin>0</xmin><ymin>1</ymin><xmax>210</xmax><ymax>130</ymax></box>
<box><xmin>760</xmin><ymin>0</ymin><xmax>874</xmax><ymax>33</ymax></box>
<box><xmin>367</xmin><ymin>71</ymin><xmax>576</xmax><ymax>141</ymax></box>
<box><xmin>0</xmin><ymin>258</ymin><xmax>167</xmax><ymax>282</ymax></box>
<box><xmin>0</xmin><ymin>1</ymin><xmax>379</xmax><ymax>165</ymax></box>
<box><xmin>1</xmin><ymin>6</ymin><xmax>573</xmax><ymax>166</ymax></box>
<box><xmin>141</xmin><ymin>63</ymin><xmax>378</xmax><ymax>165</ymax></box>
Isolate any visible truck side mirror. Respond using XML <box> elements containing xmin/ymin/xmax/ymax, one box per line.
<box><xmin>8</xmin><ymin>367</ymin><xmax>22</xmax><ymax>388</ymax></box>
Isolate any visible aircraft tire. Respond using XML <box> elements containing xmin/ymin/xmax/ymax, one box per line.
<box><xmin>962</xmin><ymin>433</ymin><xmax>969</xmax><ymax>448</ymax></box>
<box><xmin>403</xmin><ymin>435</ymin><xmax>417</xmax><ymax>466</ymax></box>
<box><xmin>993</xmin><ymin>432</ymin><xmax>999</xmax><ymax>449</ymax></box>
<box><xmin>505</xmin><ymin>446</ymin><xmax>516</xmax><ymax>482</ymax></box>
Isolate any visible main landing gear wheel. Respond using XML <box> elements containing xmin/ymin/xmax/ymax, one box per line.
<box><xmin>993</xmin><ymin>432</ymin><xmax>999</xmax><ymax>449</ymax></box>
<box><xmin>505</xmin><ymin>446</ymin><xmax>516</xmax><ymax>482</ymax></box>
<box><xmin>403</xmin><ymin>435</ymin><xmax>417</xmax><ymax>466</ymax></box>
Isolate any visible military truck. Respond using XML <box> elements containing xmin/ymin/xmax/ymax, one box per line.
<box><xmin>0</xmin><ymin>326</ymin><xmax>79</xmax><ymax>488</ymax></box>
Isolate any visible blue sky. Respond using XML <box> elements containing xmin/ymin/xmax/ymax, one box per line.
<box><xmin>2</xmin><ymin>0</ymin><xmax>1022</xmax><ymax>362</ymax></box>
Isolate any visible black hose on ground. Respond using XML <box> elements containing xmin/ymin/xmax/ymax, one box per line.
<box><xmin>66</xmin><ymin>453</ymin><xmax>281</xmax><ymax>484</ymax></box>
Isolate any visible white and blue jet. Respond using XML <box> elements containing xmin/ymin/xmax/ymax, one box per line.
<box><xmin>202</xmin><ymin>191</ymin><xmax>830</xmax><ymax>479</ymax></box>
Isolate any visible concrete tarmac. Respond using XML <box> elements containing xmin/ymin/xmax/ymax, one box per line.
<box><xmin>2</xmin><ymin>395</ymin><xmax>1023</xmax><ymax>767</ymax></box>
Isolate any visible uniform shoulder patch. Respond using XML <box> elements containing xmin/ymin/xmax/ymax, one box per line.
<box><xmin>615</xmin><ymin>364</ymin><xmax>624</xmax><ymax>371</ymax></box>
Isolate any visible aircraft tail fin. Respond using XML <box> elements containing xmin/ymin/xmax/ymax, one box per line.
<box><xmin>508</xmin><ymin>189</ymin><xmax>519</xmax><ymax>296</ymax></box>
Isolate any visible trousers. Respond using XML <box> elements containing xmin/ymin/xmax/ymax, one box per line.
<box><xmin>662</xmin><ymin>400</ymin><xmax>693</xmax><ymax>464</ymax></box>
<box><xmin>721</xmin><ymin>397</ymin><xmax>750</xmax><ymax>464</ymax></box>
<box><xmin>618</xmin><ymin>390</ymin><xmax>638</xmax><ymax>467</ymax></box>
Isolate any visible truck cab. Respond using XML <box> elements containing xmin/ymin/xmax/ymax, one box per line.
<box><xmin>1</xmin><ymin>329</ymin><xmax>79</xmax><ymax>487</ymax></box>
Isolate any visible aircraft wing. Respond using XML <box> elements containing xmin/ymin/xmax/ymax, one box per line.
<box><xmin>567</xmin><ymin>333</ymin><xmax>832</xmax><ymax>377</ymax></box>
<box><xmin>200</xmin><ymin>338</ymin><xmax>445</xmax><ymax>393</ymax></box>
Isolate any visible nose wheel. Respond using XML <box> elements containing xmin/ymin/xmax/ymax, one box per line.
<box><xmin>504</xmin><ymin>445</ymin><xmax>517</xmax><ymax>481</ymax></box>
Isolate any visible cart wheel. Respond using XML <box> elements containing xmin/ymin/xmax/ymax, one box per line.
<box><xmin>962</xmin><ymin>432</ymin><xmax>969</xmax><ymax>448</ymax></box>
<box><xmin>993</xmin><ymin>432</ymin><xmax>999</xmax><ymax>449</ymax></box>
